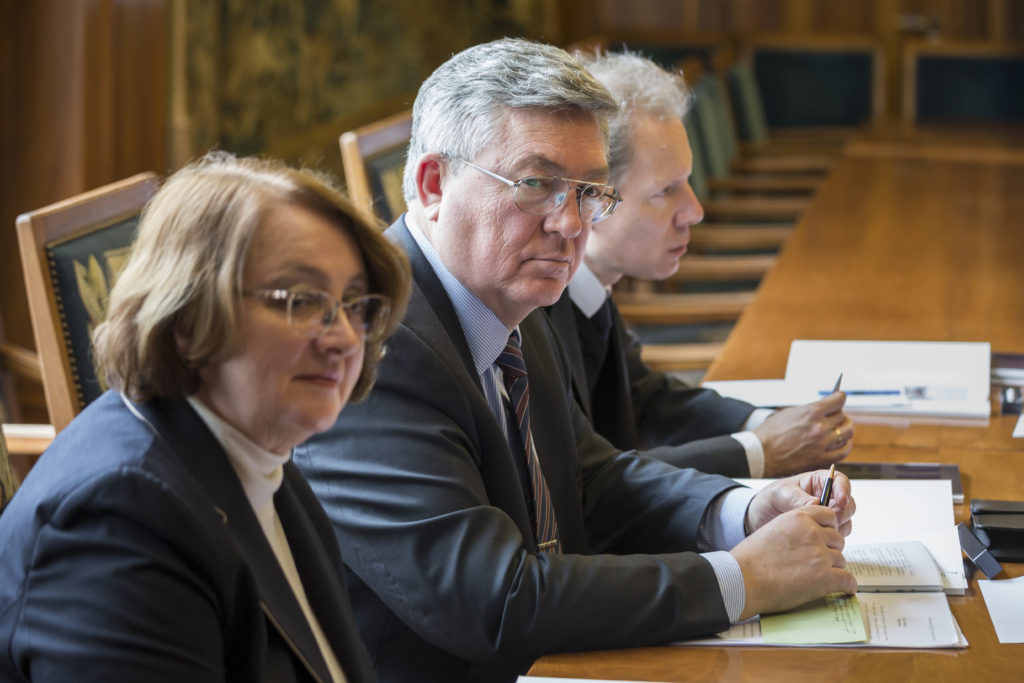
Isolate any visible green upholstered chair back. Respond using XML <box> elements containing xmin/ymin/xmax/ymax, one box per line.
<box><xmin>909</xmin><ymin>48</ymin><xmax>1024</xmax><ymax>123</ymax></box>
<box><xmin>683</xmin><ymin>112</ymin><xmax>711</xmax><ymax>201</ymax></box>
<box><xmin>727</xmin><ymin>63</ymin><xmax>771</xmax><ymax>143</ymax></box>
<box><xmin>692</xmin><ymin>77</ymin><xmax>737</xmax><ymax>179</ymax></box>
<box><xmin>702</xmin><ymin>74</ymin><xmax>741</xmax><ymax>164</ymax></box>
<box><xmin>45</xmin><ymin>216</ymin><xmax>138</xmax><ymax>406</ymax></box>
<box><xmin>16</xmin><ymin>173</ymin><xmax>158</xmax><ymax>432</ymax></box>
<box><xmin>364</xmin><ymin>146</ymin><xmax>408</xmax><ymax>225</ymax></box>
<box><xmin>739</xmin><ymin>42</ymin><xmax>882</xmax><ymax>131</ymax></box>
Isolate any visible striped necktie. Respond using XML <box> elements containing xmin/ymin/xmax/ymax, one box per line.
<box><xmin>496</xmin><ymin>332</ymin><xmax>561</xmax><ymax>553</ymax></box>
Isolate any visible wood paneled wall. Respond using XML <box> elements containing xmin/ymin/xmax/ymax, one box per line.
<box><xmin>577</xmin><ymin>0</ymin><xmax>1023</xmax><ymax>42</ymax></box>
<box><xmin>0</xmin><ymin>0</ymin><xmax>168</xmax><ymax>422</ymax></box>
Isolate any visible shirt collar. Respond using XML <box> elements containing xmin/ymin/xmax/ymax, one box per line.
<box><xmin>406</xmin><ymin>216</ymin><xmax>511</xmax><ymax>376</ymax></box>
<box><xmin>186</xmin><ymin>396</ymin><xmax>288</xmax><ymax>517</ymax></box>
<box><xmin>568</xmin><ymin>259</ymin><xmax>611</xmax><ymax>318</ymax></box>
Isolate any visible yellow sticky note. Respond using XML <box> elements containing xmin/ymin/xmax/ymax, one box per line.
<box><xmin>760</xmin><ymin>593</ymin><xmax>867</xmax><ymax>644</ymax></box>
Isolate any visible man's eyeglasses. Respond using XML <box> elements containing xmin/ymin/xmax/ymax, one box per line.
<box><xmin>457</xmin><ymin>159</ymin><xmax>622</xmax><ymax>224</ymax></box>
<box><xmin>245</xmin><ymin>288</ymin><xmax>391</xmax><ymax>341</ymax></box>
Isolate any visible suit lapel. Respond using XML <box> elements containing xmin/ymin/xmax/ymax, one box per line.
<box><xmin>388</xmin><ymin>216</ymin><xmax>544</xmax><ymax>546</ymax></box>
<box><xmin>591</xmin><ymin>301</ymin><xmax>642</xmax><ymax>448</ymax></box>
<box><xmin>388</xmin><ymin>218</ymin><xmax>483</xmax><ymax>394</ymax></box>
<box><xmin>131</xmin><ymin>397</ymin><xmax>333</xmax><ymax>683</ymax></box>
<box><xmin>546</xmin><ymin>292</ymin><xmax>594</xmax><ymax>418</ymax></box>
<box><xmin>276</xmin><ymin>470</ymin><xmax>375</xmax><ymax>682</ymax></box>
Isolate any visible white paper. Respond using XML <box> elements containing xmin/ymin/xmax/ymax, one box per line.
<box><xmin>978</xmin><ymin>575</ymin><xmax>1024</xmax><ymax>643</ymax></box>
<box><xmin>784</xmin><ymin>340</ymin><xmax>991</xmax><ymax>418</ymax></box>
<box><xmin>1014</xmin><ymin>413</ymin><xmax>1024</xmax><ymax>438</ymax></box>
<box><xmin>678</xmin><ymin>593</ymin><xmax>965</xmax><ymax>649</ymax></box>
<box><xmin>702</xmin><ymin>379</ymin><xmax>814</xmax><ymax>407</ymax></box>
<box><xmin>845</xmin><ymin>540</ymin><xmax>943</xmax><ymax>592</ymax></box>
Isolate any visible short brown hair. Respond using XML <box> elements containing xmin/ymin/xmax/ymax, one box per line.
<box><xmin>93</xmin><ymin>152</ymin><xmax>410</xmax><ymax>403</ymax></box>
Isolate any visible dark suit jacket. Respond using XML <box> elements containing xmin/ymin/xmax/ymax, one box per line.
<box><xmin>0</xmin><ymin>391</ymin><xmax>374</xmax><ymax>683</ymax></box>
<box><xmin>293</xmin><ymin>217</ymin><xmax>740</xmax><ymax>683</ymax></box>
<box><xmin>545</xmin><ymin>291</ymin><xmax>757</xmax><ymax>477</ymax></box>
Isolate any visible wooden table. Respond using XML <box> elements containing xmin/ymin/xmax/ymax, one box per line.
<box><xmin>527</xmin><ymin>133</ymin><xmax>1024</xmax><ymax>681</ymax></box>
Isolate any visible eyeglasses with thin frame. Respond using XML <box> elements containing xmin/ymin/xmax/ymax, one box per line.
<box><xmin>456</xmin><ymin>158</ymin><xmax>622</xmax><ymax>224</ymax></box>
<box><xmin>245</xmin><ymin>288</ymin><xmax>391</xmax><ymax>341</ymax></box>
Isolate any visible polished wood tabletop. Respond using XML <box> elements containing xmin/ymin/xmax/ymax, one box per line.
<box><xmin>527</xmin><ymin>133</ymin><xmax>1024</xmax><ymax>681</ymax></box>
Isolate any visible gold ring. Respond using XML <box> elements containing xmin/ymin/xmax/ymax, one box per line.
<box><xmin>833</xmin><ymin>426</ymin><xmax>843</xmax><ymax>444</ymax></box>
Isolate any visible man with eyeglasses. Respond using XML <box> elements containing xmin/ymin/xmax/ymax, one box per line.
<box><xmin>543</xmin><ymin>51</ymin><xmax>853</xmax><ymax>480</ymax></box>
<box><xmin>295</xmin><ymin>38</ymin><xmax>857</xmax><ymax>683</ymax></box>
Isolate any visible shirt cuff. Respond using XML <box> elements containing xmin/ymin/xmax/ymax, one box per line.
<box><xmin>698</xmin><ymin>486</ymin><xmax>757</xmax><ymax>552</ymax></box>
<box><xmin>701</xmin><ymin>550</ymin><xmax>746</xmax><ymax>623</ymax></box>
<box><xmin>730</xmin><ymin>430</ymin><xmax>766</xmax><ymax>478</ymax></box>
<box><xmin>741</xmin><ymin>408</ymin><xmax>774</xmax><ymax>430</ymax></box>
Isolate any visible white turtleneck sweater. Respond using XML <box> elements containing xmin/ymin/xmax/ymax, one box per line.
<box><xmin>187</xmin><ymin>397</ymin><xmax>347</xmax><ymax>683</ymax></box>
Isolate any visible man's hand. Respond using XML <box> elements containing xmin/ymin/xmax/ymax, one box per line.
<box><xmin>731</xmin><ymin>505</ymin><xmax>857</xmax><ymax>621</ymax></box>
<box><xmin>753</xmin><ymin>391</ymin><xmax>853</xmax><ymax>477</ymax></box>
<box><xmin>745</xmin><ymin>469</ymin><xmax>856</xmax><ymax>535</ymax></box>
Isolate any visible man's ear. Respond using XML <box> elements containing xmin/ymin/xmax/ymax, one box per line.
<box><xmin>414</xmin><ymin>153</ymin><xmax>447</xmax><ymax>222</ymax></box>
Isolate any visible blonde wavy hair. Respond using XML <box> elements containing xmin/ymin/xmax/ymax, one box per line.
<box><xmin>93</xmin><ymin>152</ymin><xmax>410</xmax><ymax>403</ymax></box>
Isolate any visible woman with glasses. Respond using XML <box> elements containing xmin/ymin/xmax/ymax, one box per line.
<box><xmin>0</xmin><ymin>152</ymin><xmax>410</xmax><ymax>682</ymax></box>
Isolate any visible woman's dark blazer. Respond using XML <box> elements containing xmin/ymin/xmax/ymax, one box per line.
<box><xmin>0</xmin><ymin>391</ymin><xmax>374</xmax><ymax>683</ymax></box>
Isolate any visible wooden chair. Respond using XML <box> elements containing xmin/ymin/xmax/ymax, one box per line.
<box><xmin>339</xmin><ymin>109</ymin><xmax>413</xmax><ymax>225</ymax></box>
<box><xmin>0</xmin><ymin>415</ymin><xmax>18</xmax><ymax>511</ymax></box>
<box><xmin>0</xmin><ymin>314</ymin><xmax>42</xmax><ymax>424</ymax></box>
<box><xmin>688</xmin><ymin>224</ymin><xmax>792</xmax><ymax>252</ymax></box>
<box><xmin>614</xmin><ymin>291</ymin><xmax>754</xmax><ymax>326</ymax></box>
<box><xmin>903</xmin><ymin>42</ymin><xmax>1024</xmax><ymax>124</ymax></box>
<box><xmin>685</xmin><ymin>114</ymin><xmax>809</xmax><ymax>223</ymax></box>
<box><xmin>614</xmin><ymin>290</ymin><xmax>755</xmax><ymax>372</ymax></box>
<box><xmin>692</xmin><ymin>73</ymin><xmax>829</xmax><ymax>190</ymax></box>
<box><xmin>731</xmin><ymin>36</ymin><xmax>886</xmax><ymax>148</ymax></box>
<box><xmin>16</xmin><ymin>172</ymin><xmax>159</xmax><ymax>433</ymax></box>
<box><xmin>1</xmin><ymin>308</ymin><xmax>52</xmax><ymax>480</ymax></box>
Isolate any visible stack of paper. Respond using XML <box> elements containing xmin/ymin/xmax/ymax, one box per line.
<box><xmin>841</xmin><ymin>479</ymin><xmax>966</xmax><ymax>595</ymax></box>
<box><xmin>703</xmin><ymin>340</ymin><xmax>992</xmax><ymax>419</ymax></box>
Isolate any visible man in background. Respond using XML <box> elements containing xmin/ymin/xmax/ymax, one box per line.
<box><xmin>544</xmin><ymin>50</ymin><xmax>853</xmax><ymax>478</ymax></box>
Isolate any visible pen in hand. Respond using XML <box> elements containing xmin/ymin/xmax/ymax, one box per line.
<box><xmin>819</xmin><ymin>463</ymin><xmax>836</xmax><ymax>507</ymax></box>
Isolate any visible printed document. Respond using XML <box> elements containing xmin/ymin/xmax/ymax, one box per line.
<box><xmin>679</xmin><ymin>593</ymin><xmax>965</xmax><ymax>649</ymax></box>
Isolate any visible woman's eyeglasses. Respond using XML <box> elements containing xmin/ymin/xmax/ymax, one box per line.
<box><xmin>246</xmin><ymin>288</ymin><xmax>391</xmax><ymax>341</ymax></box>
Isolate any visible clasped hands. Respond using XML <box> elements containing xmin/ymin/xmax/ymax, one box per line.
<box><xmin>732</xmin><ymin>469</ymin><xmax>858</xmax><ymax>622</ymax></box>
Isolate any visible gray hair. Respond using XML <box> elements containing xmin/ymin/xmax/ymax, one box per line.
<box><xmin>402</xmin><ymin>37</ymin><xmax>618</xmax><ymax>200</ymax></box>
<box><xmin>578</xmin><ymin>50</ymin><xmax>694</xmax><ymax>184</ymax></box>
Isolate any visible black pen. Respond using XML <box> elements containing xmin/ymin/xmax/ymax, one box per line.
<box><xmin>820</xmin><ymin>463</ymin><xmax>836</xmax><ymax>506</ymax></box>
<box><xmin>831</xmin><ymin>373</ymin><xmax>843</xmax><ymax>393</ymax></box>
